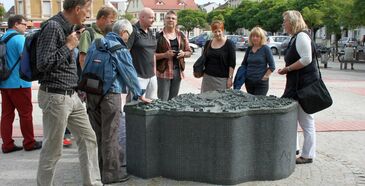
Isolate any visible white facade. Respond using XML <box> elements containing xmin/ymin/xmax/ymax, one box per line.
<box><xmin>228</xmin><ymin>0</ymin><xmax>241</xmax><ymax>8</ymax></box>
<box><xmin>200</xmin><ymin>2</ymin><xmax>219</xmax><ymax>13</ymax></box>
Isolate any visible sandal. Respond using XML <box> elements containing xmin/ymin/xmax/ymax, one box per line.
<box><xmin>296</xmin><ymin>157</ymin><xmax>313</xmax><ymax>164</ymax></box>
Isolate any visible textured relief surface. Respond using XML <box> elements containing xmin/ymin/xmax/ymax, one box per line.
<box><xmin>133</xmin><ymin>89</ymin><xmax>295</xmax><ymax>113</ymax></box>
<box><xmin>125</xmin><ymin>90</ymin><xmax>298</xmax><ymax>185</ymax></box>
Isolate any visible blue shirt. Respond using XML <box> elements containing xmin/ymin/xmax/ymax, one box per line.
<box><xmin>244</xmin><ymin>45</ymin><xmax>275</xmax><ymax>81</ymax></box>
<box><xmin>0</xmin><ymin>29</ymin><xmax>32</xmax><ymax>88</ymax></box>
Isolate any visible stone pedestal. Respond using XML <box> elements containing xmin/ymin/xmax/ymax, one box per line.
<box><xmin>124</xmin><ymin>90</ymin><xmax>298</xmax><ymax>185</ymax></box>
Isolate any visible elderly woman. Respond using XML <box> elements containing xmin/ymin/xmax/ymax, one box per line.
<box><xmin>201</xmin><ymin>20</ymin><xmax>236</xmax><ymax>93</ymax></box>
<box><xmin>155</xmin><ymin>10</ymin><xmax>191</xmax><ymax>101</ymax></box>
<box><xmin>278</xmin><ymin>10</ymin><xmax>318</xmax><ymax>164</ymax></box>
<box><xmin>243</xmin><ymin>26</ymin><xmax>275</xmax><ymax>95</ymax></box>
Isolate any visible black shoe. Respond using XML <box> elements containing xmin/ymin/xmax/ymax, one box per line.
<box><xmin>296</xmin><ymin>157</ymin><xmax>313</xmax><ymax>164</ymax></box>
<box><xmin>296</xmin><ymin>150</ymin><xmax>300</xmax><ymax>155</ymax></box>
<box><xmin>2</xmin><ymin>145</ymin><xmax>23</xmax><ymax>153</ymax></box>
<box><xmin>25</xmin><ymin>141</ymin><xmax>42</xmax><ymax>151</ymax></box>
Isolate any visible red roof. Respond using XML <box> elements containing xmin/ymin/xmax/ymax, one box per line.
<box><xmin>141</xmin><ymin>0</ymin><xmax>198</xmax><ymax>11</ymax></box>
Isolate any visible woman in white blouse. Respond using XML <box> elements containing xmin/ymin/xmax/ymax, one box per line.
<box><xmin>278</xmin><ymin>10</ymin><xmax>318</xmax><ymax>164</ymax></box>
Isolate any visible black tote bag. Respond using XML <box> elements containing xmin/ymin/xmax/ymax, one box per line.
<box><xmin>296</xmin><ymin>52</ymin><xmax>333</xmax><ymax>114</ymax></box>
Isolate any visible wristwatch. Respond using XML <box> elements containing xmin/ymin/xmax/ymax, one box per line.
<box><xmin>228</xmin><ymin>75</ymin><xmax>233</xmax><ymax>79</ymax></box>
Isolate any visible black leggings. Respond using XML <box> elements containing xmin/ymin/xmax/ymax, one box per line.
<box><xmin>245</xmin><ymin>79</ymin><xmax>269</xmax><ymax>96</ymax></box>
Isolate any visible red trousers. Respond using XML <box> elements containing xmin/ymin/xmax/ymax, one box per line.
<box><xmin>1</xmin><ymin>88</ymin><xmax>35</xmax><ymax>151</ymax></box>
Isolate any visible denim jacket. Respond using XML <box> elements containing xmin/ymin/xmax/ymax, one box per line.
<box><xmin>87</xmin><ymin>32</ymin><xmax>142</xmax><ymax>97</ymax></box>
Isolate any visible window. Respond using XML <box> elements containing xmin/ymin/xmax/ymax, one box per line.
<box><xmin>17</xmin><ymin>0</ymin><xmax>24</xmax><ymax>14</ymax></box>
<box><xmin>159</xmin><ymin>13</ymin><xmax>164</xmax><ymax>22</ymax></box>
<box><xmin>42</xmin><ymin>1</ymin><xmax>51</xmax><ymax>17</ymax></box>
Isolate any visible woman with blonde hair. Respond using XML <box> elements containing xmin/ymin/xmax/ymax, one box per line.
<box><xmin>201</xmin><ymin>20</ymin><xmax>236</xmax><ymax>93</ymax></box>
<box><xmin>241</xmin><ymin>26</ymin><xmax>275</xmax><ymax>95</ymax></box>
<box><xmin>278</xmin><ymin>10</ymin><xmax>318</xmax><ymax>164</ymax></box>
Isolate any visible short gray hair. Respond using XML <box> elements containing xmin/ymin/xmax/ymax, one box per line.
<box><xmin>112</xmin><ymin>19</ymin><xmax>133</xmax><ymax>36</ymax></box>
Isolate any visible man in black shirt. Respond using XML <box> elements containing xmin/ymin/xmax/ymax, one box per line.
<box><xmin>36</xmin><ymin>0</ymin><xmax>101</xmax><ymax>185</ymax></box>
<box><xmin>127</xmin><ymin>7</ymin><xmax>158</xmax><ymax>101</ymax></box>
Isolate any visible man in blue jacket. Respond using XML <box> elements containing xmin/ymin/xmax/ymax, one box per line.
<box><xmin>0</xmin><ymin>15</ymin><xmax>42</xmax><ymax>153</ymax></box>
<box><xmin>85</xmin><ymin>19</ymin><xmax>151</xmax><ymax>184</ymax></box>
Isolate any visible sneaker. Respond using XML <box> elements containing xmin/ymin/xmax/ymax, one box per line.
<box><xmin>24</xmin><ymin>141</ymin><xmax>42</xmax><ymax>151</ymax></box>
<box><xmin>2</xmin><ymin>145</ymin><xmax>23</xmax><ymax>153</ymax></box>
<box><xmin>63</xmin><ymin>138</ymin><xmax>72</xmax><ymax>147</ymax></box>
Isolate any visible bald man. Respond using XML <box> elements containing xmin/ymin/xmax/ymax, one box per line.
<box><xmin>127</xmin><ymin>8</ymin><xmax>158</xmax><ymax>101</ymax></box>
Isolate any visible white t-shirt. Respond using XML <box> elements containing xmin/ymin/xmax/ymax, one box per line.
<box><xmin>295</xmin><ymin>32</ymin><xmax>312</xmax><ymax>66</ymax></box>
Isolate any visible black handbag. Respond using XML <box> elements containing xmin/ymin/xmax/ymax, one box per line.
<box><xmin>193</xmin><ymin>41</ymin><xmax>211</xmax><ymax>78</ymax></box>
<box><xmin>296</xmin><ymin>52</ymin><xmax>333</xmax><ymax>114</ymax></box>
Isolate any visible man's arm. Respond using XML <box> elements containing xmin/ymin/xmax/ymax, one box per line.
<box><xmin>78</xmin><ymin>31</ymin><xmax>92</xmax><ymax>69</ymax></box>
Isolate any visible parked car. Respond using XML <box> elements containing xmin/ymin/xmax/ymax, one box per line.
<box><xmin>189</xmin><ymin>43</ymin><xmax>198</xmax><ymax>53</ymax></box>
<box><xmin>226</xmin><ymin>35</ymin><xmax>245</xmax><ymax>50</ymax></box>
<box><xmin>280</xmin><ymin>37</ymin><xmax>291</xmax><ymax>55</ymax></box>
<box><xmin>236</xmin><ymin>36</ymin><xmax>249</xmax><ymax>51</ymax></box>
<box><xmin>267</xmin><ymin>36</ymin><xmax>290</xmax><ymax>55</ymax></box>
<box><xmin>190</xmin><ymin>31</ymin><xmax>212</xmax><ymax>47</ymax></box>
<box><xmin>338</xmin><ymin>37</ymin><xmax>358</xmax><ymax>48</ymax></box>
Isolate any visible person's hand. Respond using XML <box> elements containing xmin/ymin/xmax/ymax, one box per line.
<box><xmin>66</xmin><ymin>32</ymin><xmax>79</xmax><ymax>50</ymax></box>
<box><xmin>75</xmin><ymin>28</ymin><xmax>85</xmax><ymax>40</ymax></box>
<box><xmin>278</xmin><ymin>68</ymin><xmax>288</xmax><ymax>75</ymax></box>
<box><xmin>177</xmin><ymin>50</ymin><xmax>185</xmax><ymax>59</ymax></box>
<box><xmin>227</xmin><ymin>78</ymin><xmax>233</xmax><ymax>88</ymax></box>
<box><xmin>261</xmin><ymin>75</ymin><xmax>269</xmax><ymax>81</ymax></box>
<box><xmin>139</xmin><ymin>96</ymin><xmax>152</xmax><ymax>104</ymax></box>
<box><xmin>165</xmin><ymin>50</ymin><xmax>175</xmax><ymax>58</ymax></box>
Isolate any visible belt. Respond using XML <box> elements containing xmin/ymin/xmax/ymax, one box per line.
<box><xmin>40</xmin><ymin>86</ymin><xmax>75</xmax><ymax>96</ymax></box>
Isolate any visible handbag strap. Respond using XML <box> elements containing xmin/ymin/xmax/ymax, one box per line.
<box><xmin>203</xmin><ymin>40</ymin><xmax>212</xmax><ymax>56</ymax></box>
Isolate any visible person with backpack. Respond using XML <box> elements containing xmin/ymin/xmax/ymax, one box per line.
<box><xmin>78</xmin><ymin>6</ymin><xmax>117</xmax><ymax>69</ymax></box>
<box><xmin>155</xmin><ymin>10</ymin><xmax>192</xmax><ymax>101</ymax></box>
<box><xmin>35</xmin><ymin>1</ymin><xmax>102</xmax><ymax>185</ymax></box>
<box><xmin>0</xmin><ymin>15</ymin><xmax>42</xmax><ymax>153</ymax></box>
<box><xmin>83</xmin><ymin>19</ymin><xmax>151</xmax><ymax>184</ymax></box>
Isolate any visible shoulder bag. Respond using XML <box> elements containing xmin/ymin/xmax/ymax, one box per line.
<box><xmin>296</xmin><ymin>47</ymin><xmax>333</xmax><ymax>114</ymax></box>
<box><xmin>193</xmin><ymin>40</ymin><xmax>211</xmax><ymax>78</ymax></box>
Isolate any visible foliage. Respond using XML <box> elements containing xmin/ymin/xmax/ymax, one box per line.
<box><xmin>120</xmin><ymin>13</ymin><xmax>134</xmax><ymax>21</ymax></box>
<box><xmin>0</xmin><ymin>5</ymin><xmax>5</xmax><ymax>21</ymax></box>
<box><xmin>177</xmin><ymin>9</ymin><xmax>207</xmax><ymax>35</ymax></box>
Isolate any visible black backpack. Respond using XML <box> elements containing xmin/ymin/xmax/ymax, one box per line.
<box><xmin>0</xmin><ymin>32</ymin><xmax>21</xmax><ymax>81</ymax></box>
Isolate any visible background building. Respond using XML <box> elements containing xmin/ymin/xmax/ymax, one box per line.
<box><xmin>126</xmin><ymin>0</ymin><xmax>198</xmax><ymax>35</ymax></box>
<box><xmin>14</xmin><ymin>0</ymin><xmax>110</xmax><ymax>27</ymax></box>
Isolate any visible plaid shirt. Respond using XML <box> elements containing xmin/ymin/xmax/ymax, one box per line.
<box><xmin>156</xmin><ymin>30</ymin><xmax>191</xmax><ymax>79</ymax></box>
<box><xmin>36</xmin><ymin>12</ymin><xmax>78</xmax><ymax>89</ymax></box>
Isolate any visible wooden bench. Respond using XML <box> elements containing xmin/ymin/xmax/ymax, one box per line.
<box><xmin>340</xmin><ymin>51</ymin><xmax>365</xmax><ymax>70</ymax></box>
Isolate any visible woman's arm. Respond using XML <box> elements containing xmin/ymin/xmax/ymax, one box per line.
<box><xmin>278</xmin><ymin>32</ymin><xmax>311</xmax><ymax>75</ymax></box>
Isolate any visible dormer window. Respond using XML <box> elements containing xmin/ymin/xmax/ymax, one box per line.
<box><xmin>178</xmin><ymin>0</ymin><xmax>185</xmax><ymax>6</ymax></box>
<box><xmin>156</xmin><ymin>0</ymin><xmax>164</xmax><ymax>5</ymax></box>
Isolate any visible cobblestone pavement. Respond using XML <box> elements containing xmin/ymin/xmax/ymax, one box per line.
<box><xmin>1</xmin><ymin>50</ymin><xmax>365</xmax><ymax>185</ymax></box>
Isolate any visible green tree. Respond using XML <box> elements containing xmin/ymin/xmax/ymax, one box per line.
<box><xmin>207</xmin><ymin>7</ymin><xmax>236</xmax><ymax>33</ymax></box>
<box><xmin>302</xmin><ymin>7</ymin><xmax>324</xmax><ymax>42</ymax></box>
<box><xmin>0</xmin><ymin>5</ymin><xmax>5</xmax><ymax>22</ymax></box>
<box><xmin>320</xmin><ymin>0</ymin><xmax>353</xmax><ymax>50</ymax></box>
<box><xmin>352</xmin><ymin>0</ymin><xmax>365</xmax><ymax>26</ymax></box>
<box><xmin>120</xmin><ymin>13</ymin><xmax>134</xmax><ymax>21</ymax></box>
<box><xmin>177</xmin><ymin>9</ymin><xmax>207</xmax><ymax>36</ymax></box>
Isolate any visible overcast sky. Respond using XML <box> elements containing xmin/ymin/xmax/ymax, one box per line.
<box><xmin>0</xmin><ymin>0</ymin><xmax>227</xmax><ymax>11</ymax></box>
<box><xmin>1</xmin><ymin>0</ymin><xmax>14</xmax><ymax>11</ymax></box>
<box><xmin>195</xmin><ymin>0</ymin><xmax>226</xmax><ymax>5</ymax></box>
